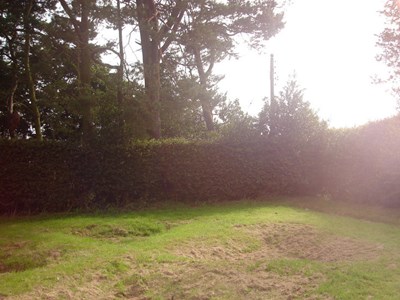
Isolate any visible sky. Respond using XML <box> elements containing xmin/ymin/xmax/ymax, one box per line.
<box><xmin>216</xmin><ymin>0</ymin><xmax>398</xmax><ymax>128</ymax></box>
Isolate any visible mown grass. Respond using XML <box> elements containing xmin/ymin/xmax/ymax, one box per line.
<box><xmin>0</xmin><ymin>197</ymin><xmax>400</xmax><ymax>299</ymax></box>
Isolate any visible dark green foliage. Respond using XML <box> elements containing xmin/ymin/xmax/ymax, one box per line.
<box><xmin>0</xmin><ymin>141</ymin><xmax>86</xmax><ymax>212</ymax></box>
<box><xmin>1</xmin><ymin>116</ymin><xmax>398</xmax><ymax>214</ymax></box>
<box><xmin>0</xmin><ymin>138</ymin><xmax>320</xmax><ymax>214</ymax></box>
<box><xmin>258</xmin><ymin>77</ymin><xmax>328</xmax><ymax>144</ymax></box>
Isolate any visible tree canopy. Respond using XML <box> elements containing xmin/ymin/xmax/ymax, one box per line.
<box><xmin>258</xmin><ymin>77</ymin><xmax>327</xmax><ymax>145</ymax></box>
<box><xmin>377</xmin><ymin>0</ymin><xmax>400</xmax><ymax>109</ymax></box>
<box><xmin>0</xmin><ymin>0</ymin><xmax>285</xmax><ymax>143</ymax></box>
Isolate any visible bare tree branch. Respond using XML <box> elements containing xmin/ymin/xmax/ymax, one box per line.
<box><xmin>58</xmin><ymin>0</ymin><xmax>82</xmax><ymax>40</ymax></box>
<box><xmin>160</xmin><ymin>0</ymin><xmax>187</xmax><ymax>53</ymax></box>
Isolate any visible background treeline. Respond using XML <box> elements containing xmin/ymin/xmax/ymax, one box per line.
<box><xmin>0</xmin><ymin>0</ymin><xmax>284</xmax><ymax>142</ymax></box>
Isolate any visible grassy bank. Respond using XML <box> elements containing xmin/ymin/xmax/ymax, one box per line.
<box><xmin>1</xmin><ymin>197</ymin><xmax>400</xmax><ymax>299</ymax></box>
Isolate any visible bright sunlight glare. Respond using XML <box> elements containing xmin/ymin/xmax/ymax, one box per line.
<box><xmin>217</xmin><ymin>0</ymin><xmax>398</xmax><ymax>128</ymax></box>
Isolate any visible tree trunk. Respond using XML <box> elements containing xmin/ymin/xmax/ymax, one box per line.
<box><xmin>145</xmin><ymin>59</ymin><xmax>162</xmax><ymax>139</ymax></box>
<box><xmin>269</xmin><ymin>53</ymin><xmax>278</xmax><ymax>137</ymax></box>
<box><xmin>79</xmin><ymin>0</ymin><xmax>94</xmax><ymax>144</ymax></box>
<box><xmin>193</xmin><ymin>48</ymin><xmax>214</xmax><ymax>131</ymax></box>
<box><xmin>117</xmin><ymin>0</ymin><xmax>124</xmax><ymax>106</ymax></box>
<box><xmin>4</xmin><ymin>22</ymin><xmax>19</xmax><ymax>138</ymax></box>
<box><xmin>6</xmin><ymin>73</ymin><xmax>18</xmax><ymax>139</ymax></box>
<box><xmin>59</xmin><ymin>0</ymin><xmax>94</xmax><ymax>144</ymax></box>
<box><xmin>136</xmin><ymin>0</ymin><xmax>162</xmax><ymax>139</ymax></box>
<box><xmin>7</xmin><ymin>60</ymin><xmax>18</xmax><ymax>115</ymax></box>
<box><xmin>144</xmin><ymin>44</ymin><xmax>162</xmax><ymax>139</ymax></box>
<box><xmin>135</xmin><ymin>0</ymin><xmax>187</xmax><ymax>139</ymax></box>
<box><xmin>116</xmin><ymin>0</ymin><xmax>126</xmax><ymax>140</ymax></box>
<box><xmin>24</xmin><ymin>0</ymin><xmax>43</xmax><ymax>141</ymax></box>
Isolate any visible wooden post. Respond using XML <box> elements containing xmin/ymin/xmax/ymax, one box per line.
<box><xmin>270</xmin><ymin>54</ymin><xmax>275</xmax><ymax>103</ymax></box>
<box><xmin>269</xmin><ymin>54</ymin><xmax>277</xmax><ymax>136</ymax></box>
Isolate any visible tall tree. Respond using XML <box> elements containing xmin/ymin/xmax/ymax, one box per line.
<box><xmin>177</xmin><ymin>0</ymin><xmax>284</xmax><ymax>131</ymax></box>
<box><xmin>134</xmin><ymin>0</ymin><xmax>187</xmax><ymax>139</ymax></box>
<box><xmin>1</xmin><ymin>27</ymin><xmax>20</xmax><ymax>138</ymax></box>
<box><xmin>377</xmin><ymin>0</ymin><xmax>400</xmax><ymax>109</ymax></box>
<box><xmin>258</xmin><ymin>77</ymin><xmax>327</xmax><ymax>144</ymax></box>
<box><xmin>1</xmin><ymin>35</ymin><xmax>18</xmax><ymax>116</ymax></box>
<box><xmin>23</xmin><ymin>0</ymin><xmax>43</xmax><ymax>140</ymax></box>
<box><xmin>116</xmin><ymin>0</ymin><xmax>124</xmax><ymax>107</ymax></box>
<box><xmin>58</xmin><ymin>0</ymin><xmax>96</xmax><ymax>144</ymax></box>
<box><xmin>0</xmin><ymin>1</ymin><xmax>23</xmax><ymax>138</ymax></box>
<box><xmin>0</xmin><ymin>0</ymin><xmax>49</xmax><ymax>139</ymax></box>
<box><xmin>39</xmin><ymin>0</ymin><xmax>126</xmax><ymax>142</ymax></box>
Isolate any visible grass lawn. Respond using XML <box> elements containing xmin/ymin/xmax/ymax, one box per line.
<box><xmin>1</xmin><ymin>196</ymin><xmax>400</xmax><ymax>299</ymax></box>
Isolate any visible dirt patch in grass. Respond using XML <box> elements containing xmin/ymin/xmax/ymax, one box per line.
<box><xmin>72</xmin><ymin>224</ymin><xmax>132</xmax><ymax>238</ymax></box>
<box><xmin>152</xmin><ymin>223</ymin><xmax>383</xmax><ymax>299</ymax></box>
<box><xmin>8</xmin><ymin>256</ymin><xmax>141</xmax><ymax>300</ymax></box>
<box><xmin>163</xmin><ymin>219</ymin><xmax>192</xmax><ymax>230</ymax></box>
<box><xmin>0</xmin><ymin>242</ymin><xmax>63</xmax><ymax>274</ymax></box>
<box><xmin>71</xmin><ymin>222</ymin><xmax>164</xmax><ymax>241</ymax></box>
<box><xmin>174</xmin><ymin>223</ymin><xmax>383</xmax><ymax>264</ymax></box>
<box><xmin>240</xmin><ymin>223</ymin><xmax>384</xmax><ymax>262</ymax></box>
<box><xmin>132</xmin><ymin>260</ymin><xmax>330</xmax><ymax>300</ymax></box>
<box><xmin>173</xmin><ymin>238</ymin><xmax>249</xmax><ymax>262</ymax></box>
<box><xmin>11</xmin><ymin>272</ymin><xmax>118</xmax><ymax>300</ymax></box>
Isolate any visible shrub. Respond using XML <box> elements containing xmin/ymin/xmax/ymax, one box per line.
<box><xmin>323</xmin><ymin>116</ymin><xmax>400</xmax><ymax>206</ymax></box>
<box><xmin>0</xmin><ymin>137</ymin><xmax>320</xmax><ymax>214</ymax></box>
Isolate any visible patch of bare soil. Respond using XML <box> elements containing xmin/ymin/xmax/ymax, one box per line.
<box><xmin>149</xmin><ymin>222</ymin><xmax>382</xmax><ymax>299</ymax></box>
<box><xmin>174</xmin><ymin>223</ymin><xmax>382</xmax><ymax>264</ymax></box>
<box><xmin>241</xmin><ymin>223</ymin><xmax>383</xmax><ymax>262</ymax></box>
<box><xmin>133</xmin><ymin>261</ymin><xmax>330</xmax><ymax>300</ymax></box>
<box><xmin>71</xmin><ymin>224</ymin><xmax>131</xmax><ymax>239</ymax></box>
<box><xmin>70</xmin><ymin>222</ymin><xmax>163</xmax><ymax>242</ymax></box>
<box><xmin>173</xmin><ymin>238</ymin><xmax>251</xmax><ymax>262</ymax></box>
<box><xmin>6</xmin><ymin>253</ymin><xmax>143</xmax><ymax>300</ymax></box>
<box><xmin>0</xmin><ymin>242</ymin><xmax>63</xmax><ymax>274</ymax></box>
<box><xmin>9</xmin><ymin>272</ymin><xmax>118</xmax><ymax>300</ymax></box>
<box><xmin>163</xmin><ymin>220</ymin><xmax>192</xmax><ymax>230</ymax></box>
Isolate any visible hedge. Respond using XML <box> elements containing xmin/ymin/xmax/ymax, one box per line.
<box><xmin>2</xmin><ymin>116</ymin><xmax>398</xmax><ymax>215</ymax></box>
<box><xmin>0</xmin><ymin>138</ymin><xmax>320</xmax><ymax>213</ymax></box>
<box><xmin>322</xmin><ymin>117</ymin><xmax>400</xmax><ymax>206</ymax></box>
